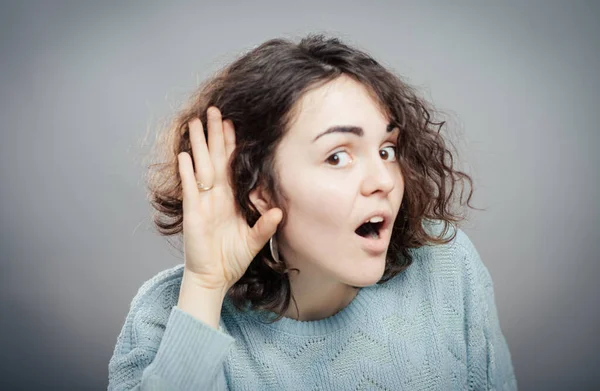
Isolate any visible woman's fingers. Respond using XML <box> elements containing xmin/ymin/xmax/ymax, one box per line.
<box><xmin>177</xmin><ymin>152</ymin><xmax>200</xmax><ymax>213</ymax></box>
<box><xmin>206</xmin><ymin>107</ymin><xmax>227</xmax><ymax>184</ymax></box>
<box><xmin>223</xmin><ymin>119</ymin><xmax>236</xmax><ymax>160</ymax></box>
<box><xmin>188</xmin><ymin>117</ymin><xmax>214</xmax><ymax>187</ymax></box>
<box><xmin>186</xmin><ymin>107</ymin><xmax>232</xmax><ymax>190</ymax></box>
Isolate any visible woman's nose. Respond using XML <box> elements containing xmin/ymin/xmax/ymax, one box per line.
<box><xmin>360</xmin><ymin>155</ymin><xmax>396</xmax><ymax>196</ymax></box>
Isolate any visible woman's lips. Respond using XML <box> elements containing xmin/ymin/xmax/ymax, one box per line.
<box><xmin>355</xmin><ymin>226</ymin><xmax>390</xmax><ymax>254</ymax></box>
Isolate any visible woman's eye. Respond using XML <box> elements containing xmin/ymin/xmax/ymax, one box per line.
<box><xmin>380</xmin><ymin>145</ymin><xmax>398</xmax><ymax>162</ymax></box>
<box><xmin>326</xmin><ymin>151</ymin><xmax>352</xmax><ymax>167</ymax></box>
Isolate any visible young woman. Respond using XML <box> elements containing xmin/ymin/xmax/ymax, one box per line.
<box><xmin>108</xmin><ymin>34</ymin><xmax>517</xmax><ymax>390</ymax></box>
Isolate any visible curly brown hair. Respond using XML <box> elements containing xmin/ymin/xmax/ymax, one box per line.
<box><xmin>144</xmin><ymin>33</ymin><xmax>479</xmax><ymax>323</ymax></box>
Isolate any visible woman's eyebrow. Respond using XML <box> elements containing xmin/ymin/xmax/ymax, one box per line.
<box><xmin>312</xmin><ymin>123</ymin><xmax>396</xmax><ymax>143</ymax></box>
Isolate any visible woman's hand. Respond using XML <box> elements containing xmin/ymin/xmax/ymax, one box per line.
<box><xmin>177</xmin><ymin>106</ymin><xmax>282</xmax><ymax>291</ymax></box>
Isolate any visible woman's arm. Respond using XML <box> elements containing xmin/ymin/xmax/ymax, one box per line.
<box><xmin>459</xmin><ymin>234</ymin><xmax>518</xmax><ymax>391</ymax></box>
<box><xmin>107</xmin><ymin>278</ymin><xmax>235</xmax><ymax>390</ymax></box>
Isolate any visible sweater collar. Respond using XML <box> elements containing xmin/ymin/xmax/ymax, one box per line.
<box><xmin>223</xmin><ymin>283</ymin><xmax>380</xmax><ymax>336</ymax></box>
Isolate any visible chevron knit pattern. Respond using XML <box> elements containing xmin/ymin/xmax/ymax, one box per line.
<box><xmin>108</xmin><ymin>223</ymin><xmax>517</xmax><ymax>390</ymax></box>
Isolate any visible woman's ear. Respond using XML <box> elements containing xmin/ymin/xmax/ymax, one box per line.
<box><xmin>249</xmin><ymin>186</ymin><xmax>272</xmax><ymax>215</ymax></box>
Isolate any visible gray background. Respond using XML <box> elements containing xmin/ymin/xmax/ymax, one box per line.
<box><xmin>1</xmin><ymin>1</ymin><xmax>598</xmax><ymax>390</ymax></box>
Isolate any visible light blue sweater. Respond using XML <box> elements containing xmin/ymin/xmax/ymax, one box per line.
<box><xmin>108</xmin><ymin>224</ymin><xmax>517</xmax><ymax>390</ymax></box>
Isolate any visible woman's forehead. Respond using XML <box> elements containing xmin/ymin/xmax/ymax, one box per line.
<box><xmin>286</xmin><ymin>77</ymin><xmax>390</xmax><ymax>142</ymax></box>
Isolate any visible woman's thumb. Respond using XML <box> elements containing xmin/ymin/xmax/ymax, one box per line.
<box><xmin>249</xmin><ymin>208</ymin><xmax>282</xmax><ymax>252</ymax></box>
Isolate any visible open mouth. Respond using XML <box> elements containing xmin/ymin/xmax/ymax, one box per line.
<box><xmin>355</xmin><ymin>221</ymin><xmax>383</xmax><ymax>239</ymax></box>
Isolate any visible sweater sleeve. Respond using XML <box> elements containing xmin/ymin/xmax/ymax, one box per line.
<box><xmin>107</xmin><ymin>277</ymin><xmax>236</xmax><ymax>390</ymax></box>
<box><xmin>458</xmin><ymin>234</ymin><xmax>518</xmax><ymax>391</ymax></box>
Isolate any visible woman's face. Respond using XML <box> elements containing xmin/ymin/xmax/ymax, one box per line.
<box><xmin>269</xmin><ymin>75</ymin><xmax>404</xmax><ymax>288</ymax></box>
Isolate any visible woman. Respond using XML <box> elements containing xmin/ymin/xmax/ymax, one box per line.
<box><xmin>108</xmin><ymin>34</ymin><xmax>517</xmax><ymax>390</ymax></box>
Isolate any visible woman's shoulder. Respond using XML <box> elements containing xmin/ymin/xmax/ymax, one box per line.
<box><xmin>135</xmin><ymin>263</ymin><xmax>185</xmax><ymax>297</ymax></box>
<box><xmin>125</xmin><ymin>263</ymin><xmax>185</xmax><ymax>322</ymax></box>
<box><xmin>408</xmin><ymin>220</ymin><xmax>492</xmax><ymax>287</ymax></box>
<box><xmin>110</xmin><ymin>264</ymin><xmax>186</xmax><ymax>365</ymax></box>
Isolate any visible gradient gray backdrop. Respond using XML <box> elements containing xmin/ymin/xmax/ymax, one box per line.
<box><xmin>1</xmin><ymin>1</ymin><xmax>598</xmax><ymax>390</ymax></box>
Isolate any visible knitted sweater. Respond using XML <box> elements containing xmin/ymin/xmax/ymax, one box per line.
<box><xmin>108</xmin><ymin>224</ymin><xmax>517</xmax><ymax>390</ymax></box>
